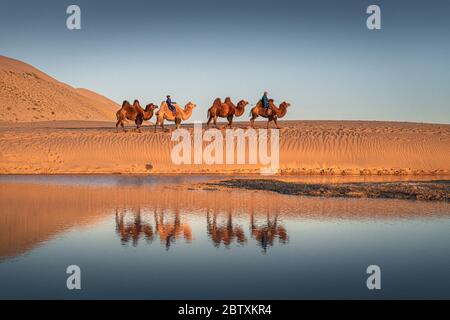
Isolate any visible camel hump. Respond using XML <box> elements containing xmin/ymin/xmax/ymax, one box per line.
<box><xmin>122</xmin><ymin>100</ymin><xmax>131</xmax><ymax>107</ymax></box>
<box><xmin>224</xmin><ymin>97</ymin><xmax>232</xmax><ymax>103</ymax></box>
<box><xmin>212</xmin><ymin>98</ymin><xmax>222</xmax><ymax>108</ymax></box>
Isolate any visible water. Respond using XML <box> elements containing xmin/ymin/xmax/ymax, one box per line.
<box><xmin>0</xmin><ymin>175</ymin><xmax>449</xmax><ymax>299</ymax></box>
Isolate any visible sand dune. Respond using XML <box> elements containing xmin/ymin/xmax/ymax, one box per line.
<box><xmin>0</xmin><ymin>55</ymin><xmax>119</xmax><ymax>122</ymax></box>
<box><xmin>0</xmin><ymin>120</ymin><xmax>448</xmax><ymax>175</ymax></box>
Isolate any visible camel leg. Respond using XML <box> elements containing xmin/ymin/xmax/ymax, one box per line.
<box><xmin>135</xmin><ymin>117</ymin><xmax>144</xmax><ymax>133</ymax></box>
<box><xmin>273</xmin><ymin>117</ymin><xmax>280</xmax><ymax>129</ymax></box>
<box><xmin>267</xmin><ymin>119</ymin><xmax>271</xmax><ymax>130</ymax></box>
<box><xmin>121</xmin><ymin>121</ymin><xmax>127</xmax><ymax>133</ymax></box>
<box><xmin>175</xmin><ymin>117</ymin><xmax>181</xmax><ymax>130</ymax></box>
<box><xmin>154</xmin><ymin>121</ymin><xmax>158</xmax><ymax>133</ymax></box>
<box><xmin>250</xmin><ymin>114</ymin><xmax>257</xmax><ymax>129</ymax></box>
<box><xmin>116</xmin><ymin>119</ymin><xmax>127</xmax><ymax>133</ymax></box>
<box><xmin>227</xmin><ymin>115</ymin><xmax>233</xmax><ymax>128</ymax></box>
<box><xmin>206</xmin><ymin>115</ymin><xmax>212</xmax><ymax>129</ymax></box>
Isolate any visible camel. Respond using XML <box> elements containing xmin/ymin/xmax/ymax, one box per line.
<box><xmin>154</xmin><ymin>101</ymin><xmax>196</xmax><ymax>132</ymax></box>
<box><xmin>206</xmin><ymin>97</ymin><xmax>249</xmax><ymax>128</ymax></box>
<box><xmin>116</xmin><ymin>99</ymin><xmax>158</xmax><ymax>133</ymax></box>
<box><xmin>249</xmin><ymin>99</ymin><xmax>291</xmax><ymax>129</ymax></box>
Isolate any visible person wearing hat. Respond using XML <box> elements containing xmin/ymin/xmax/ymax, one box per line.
<box><xmin>261</xmin><ymin>91</ymin><xmax>272</xmax><ymax>116</ymax></box>
<box><xmin>166</xmin><ymin>95</ymin><xmax>177</xmax><ymax>116</ymax></box>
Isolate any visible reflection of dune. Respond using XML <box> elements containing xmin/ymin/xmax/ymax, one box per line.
<box><xmin>0</xmin><ymin>181</ymin><xmax>449</xmax><ymax>259</ymax></box>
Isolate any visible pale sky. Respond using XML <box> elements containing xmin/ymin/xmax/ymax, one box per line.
<box><xmin>1</xmin><ymin>0</ymin><xmax>449</xmax><ymax>123</ymax></box>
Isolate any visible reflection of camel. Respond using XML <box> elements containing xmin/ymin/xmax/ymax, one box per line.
<box><xmin>249</xmin><ymin>100</ymin><xmax>290</xmax><ymax>129</ymax></box>
<box><xmin>154</xmin><ymin>208</ymin><xmax>193</xmax><ymax>250</ymax></box>
<box><xmin>206</xmin><ymin>98</ymin><xmax>249</xmax><ymax>128</ymax></box>
<box><xmin>250</xmin><ymin>213</ymin><xmax>288</xmax><ymax>253</ymax></box>
<box><xmin>116</xmin><ymin>100</ymin><xmax>158</xmax><ymax>133</ymax></box>
<box><xmin>154</xmin><ymin>101</ymin><xmax>196</xmax><ymax>132</ymax></box>
<box><xmin>115</xmin><ymin>208</ymin><xmax>154</xmax><ymax>246</ymax></box>
<box><xmin>206</xmin><ymin>210</ymin><xmax>246</xmax><ymax>248</ymax></box>
<box><xmin>115</xmin><ymin>208</ymin><xmax>193</xmax><ymax>250</ymax></box>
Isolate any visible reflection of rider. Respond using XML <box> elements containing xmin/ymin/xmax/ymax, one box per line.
<box><xmin>166</xmin><ymin>95</ymin><xmax>177</xmax><ymax>116</ymax></box>
<box><xmin>261</xmin><ymin>91</ymin><xmax>272</xmax><ymax>116</ymax></box>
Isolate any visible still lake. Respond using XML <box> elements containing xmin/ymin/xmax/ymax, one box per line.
<box><xmin>0</xmin><ymin>175</ymin><xmax>449</xmax><ymax>299</ymax></box>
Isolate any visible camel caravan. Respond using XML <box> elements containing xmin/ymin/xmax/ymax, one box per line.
<box><xmin>115</xmin><ymin>92</ymin><xmax>290</xmax><ymax>132</ymax></box>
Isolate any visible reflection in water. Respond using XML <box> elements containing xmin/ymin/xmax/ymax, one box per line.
<box><xmin>155</xmin><ymin>208</ymin><xmax>193</xmax><ymax>250</ymax></box>
<box><xmin>115</xmin><ymin>208</ymin><xmax>154</xmax><ymax>246</ymax></box>
<box><xmin>207</xmin><ymin>209</ymin><xmax>247</xmax><ymax>248</ymax></box>
<box><xmin>0</xmin><ymin>176</ymin><xmax>448</xmax><ymax>260</ymax></box>
<box><xmin>0</xmin><ymin>176</ymin><xmax>450</xmax><ymax>299</ymax></box>
<box><xmin>115</xmin><ymin>207</ymin><xmax>193</xmax><ymax>250</ymax></box>
<box><xmin>250</xmin><ymin>213</ymin><xmax>289</xmax><ymax>253</ymax></box>
<box><xmin>115</xmin><ymin>206</ymin><xmax>289</xmax><ymax>252</ymax></box>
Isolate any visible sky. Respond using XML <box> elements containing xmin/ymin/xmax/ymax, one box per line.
<box><xmin>0</xmin><ymin>0</ymin><xmax>449</xmax><ymax>123</ymax></box>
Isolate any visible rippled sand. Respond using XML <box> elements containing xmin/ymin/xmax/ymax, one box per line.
<box><xmin>0</xmin><ymin>120</ymin><xmax>449</xmax><ymax>175</ymax></box>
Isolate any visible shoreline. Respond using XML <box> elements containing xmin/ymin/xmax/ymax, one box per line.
<box><xmin>200</xmin><ymin>179</ymin><xmax>450</xmax><ymax>202</ymax></box>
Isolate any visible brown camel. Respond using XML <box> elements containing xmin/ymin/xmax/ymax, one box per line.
<box><xmin>206</xmin><ymin>97</ymin><xmax>249</xmax><ymax>128</ymax></box>
<box><xmin>249</xmin><ymin>99</ymin><xmax>291</xmax><ymax>129</ymax></box>
<box><xmin>116</xmin><ymin>100</ymin><xmax>158</xmax><ymax>133</ymax></box>
<box><xmin>154</xmin><ymin>101</ymin><xmax>196</xmax><ymax>132</ymax></box>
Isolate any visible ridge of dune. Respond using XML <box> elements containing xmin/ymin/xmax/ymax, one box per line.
<box><xmin>0</xmin><ymin>55</ymin><xmax>119</xmax><ymax>122</ymax></box>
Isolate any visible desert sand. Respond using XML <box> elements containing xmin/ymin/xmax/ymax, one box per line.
<box><xmin>0</xmin><ymin>55</ymin><xmax>449</xmax><ymax>175</ymax></box>
<box><xmin>0</xmin><ymin>55</ymin><xmax>118</xmax><ymax>122</ymax></box>
<box><xmin>0</xmin><ymin>120</ymin><xmax>449</xmax><ymax>175</ymax></box>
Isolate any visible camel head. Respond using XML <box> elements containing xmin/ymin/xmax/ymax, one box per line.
<box><xmin>144</xmin><ymin>103</ymin><xmax>158</xmax><ymax>111</ymax></box>
<box><xmin>237</xmin><ymin>100</ymin><xmax>249</xmax><ymax>108</ymax></box>
<box><xmin>185</xmin><ymin>102</ymin><xmax>197</xmax><ymax>109</ymax></box>
<box><xmin>280</xmin><ymin>101</ymin><xmax>291</xmax><ymax>109</ymax></box>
